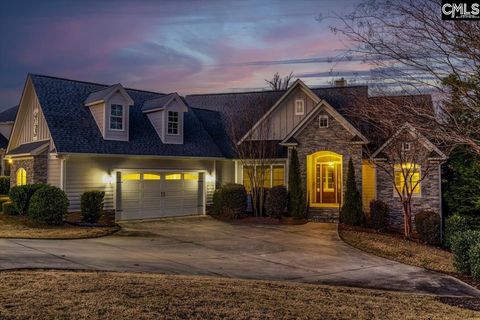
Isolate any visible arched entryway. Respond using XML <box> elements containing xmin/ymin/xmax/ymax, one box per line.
<box><xmin>306</xmin><ymin>151</ymin><xmax>343</xmax><ymax>207</ymax></box>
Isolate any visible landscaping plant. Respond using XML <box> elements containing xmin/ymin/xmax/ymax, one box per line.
<box><xmin>2</xmin><ymin>201</ymin><xmax>17</xmax><ymax>215</ymax></box>
<box><xmin>28</xmin><ymin>185</ymin><xmax>69</xmax><ymax>225</ymax></box>
<box><xmin>414</xmin><ymin>210</ymin><xmax>441</xmax><ymax>245</ymax></box>
<box><xmin>451</xmin><ymin>230</ymin><xmax>480</xmax><ymax>275</ymax></box>
<box><xmin>81</xmin><ymin>191</ymin><xmax>105</xmax><ymax>223</ymax></box>
<box><xmin>265</xmin><ymin>186</ymin><xmax>288</xmax><ymax>218</ymax></box>
<box><xmin>469</xmin><ymin>243</ymin><xmax>480</xmax><ymax>281</ymax></box>
<box><xmin>340</xmin><ymin>158</ymin><xmax>364</xmax><ymax>226</ymax></box>
<box><xmin>0</xmin><ymin>176</ymin><xmax>10</xmax><ymax>195</ymax></box>
<box><xmin>218</xmin><ymin>183</ymin><xmax>246</xmax><ymax>219</ymax></box>
<box><xmin>288</xmin><ymin>148</ymin><xmax>306</xmax><ymax>219</ymax></box>
<box><xmin>212</xmin><ymin>189</ymin><xmax>222</xmax><ymax>216</ymax></box>
<box><xmin>369</xmin><ymin>200</ymin><xmax>389</xmax><ymax>231</ymax></box>
<box><xmin>9</xmin><ymin>184</ymin><xmax>47</xmax><ymax>214</ymax></box>
<box><xmin>444</xmin><ymin>214</ymin><xmax>470</xmax><ymax>250</ymax></box>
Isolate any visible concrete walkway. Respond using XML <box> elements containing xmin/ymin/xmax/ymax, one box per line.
<box><xmin>0</xmin><ymin>216</ymin><xmax>478</xmax><ymax>297</ymax></box>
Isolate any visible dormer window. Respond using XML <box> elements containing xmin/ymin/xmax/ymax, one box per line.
<box><xmin>295</xmin><ymin>99</ymin><xmax>305</xmax><ymax>115</ymax></box>
<box><xmin>402</xmin><ymin>142</ymin><xmax>411</xmax><ymax>151</ymax></box>
<box><xmin>167</xmin><ymin>111</ymin><xmax>179</xmax><ymax>135</ymax></box>
<box><xmin>110</xmin><ymin>104</ymin><xmax>124</xmax><ymax>131</ymax></box>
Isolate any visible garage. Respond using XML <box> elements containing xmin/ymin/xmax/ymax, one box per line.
<box><xmin>118</xmin><ymin>171</ymin><xmax>204</xmax><ymax>220</ymax></box>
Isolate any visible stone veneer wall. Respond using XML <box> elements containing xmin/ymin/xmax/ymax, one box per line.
<box><xmin>375</xmin><ymin>160</ymin><xmax>442</xmax><ymax>232</ymax></box>
<box><xmin>293</xmin><ymin>109</ymin><xmax>364</xmax><ymax>206</ymax></box>
<box><xmin>10</xmin><ymin>150</ymin><xmax>48</xmax><ymax>186</ymax></box>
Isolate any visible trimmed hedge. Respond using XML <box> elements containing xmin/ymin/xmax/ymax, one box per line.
<box><xmin>444</xmin><ymin>214</ymin><xmax>470</xmax><ymax>250</ymax></box>
<box><xmin>451</xmin><ymin>230</ymin><xmax>480</xmax><ymax>274</ymax></box>
<box><xmin>211</xmin><ymin>184</ymin><xmax>246</xmax><ymax>219</ymax></box>
<box><xmin>28</xmin><ymin>186</ymin><xmax>69</xmax><ymax>224</ymax></box>
<box><xmin>265</xmin><ymin>186</ymin><xmax>288</xmax><ymax>218</ymax></box>
<box><xmin>81</xmin><ymin>191</ymin><xmax>105</xmax><ymax>223</ymax></box>
<box><xmin>2</xmin><ymin>201</ymin><xmax>17</xmax><ymax>215</ymax></box>
<box><xmin>369</xmin><ymin>200</ymin><xmax>389</xmax><ymax>231</ymax></box>
<box><xmin>414</xmin><ymin>210</ymin><xmax>441</xmax><ymax>245</ymax></box>
<box><xmin>9</xmin><ymin>184</ymin><xmax>47</xmax><ymax>215</ymax></box>
<box><xmin>212</xmin><ymin>189</ymin><xmax>222</xmax><ymax>216</ymax></box>
<box><xmin>0</xmin><ymin>176</ymin><xmax>10</xmax><ymax>195</ymax></box>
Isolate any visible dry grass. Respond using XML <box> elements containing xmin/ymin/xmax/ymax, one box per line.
<box><xmin>0</xmin><ymin>214</ymin><xmax>118</xmax><ymax>239</ymax></box>
<box><xmin>0</xmin><ymin>271</ymin><xmax>478</xmax><ymax>320</ymax></box>
<box><xmin>339</xmin><ymin>226</ymin><xmax>455</xmax><ymax>274</ymax></box>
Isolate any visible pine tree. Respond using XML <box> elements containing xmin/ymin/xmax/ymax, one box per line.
<box><xmin>340</xmin><ymin>158</ymin><xmax>364</xmax><ymax>225</ymax></box>
<box><xmin>288</xmin><ymin>148</ymin><xmax>306</xmax><ymax>219</ymax></box>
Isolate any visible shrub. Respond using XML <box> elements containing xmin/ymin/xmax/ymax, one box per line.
<box><xmin>414</xmin><ymin>210</ymin><xmax>441</xmax><ymax>245</ymax></box>
<box><xmin>220</xmin><ymin>184</ymin><xmax>247</xmax><ymax>219</ymax></box>
<box><xmin>0</xmin><ymin>176</ymin><xmax>10</xmax><ymax>195</ymax></box>
<box><xmin>340</xmin><ymin>158</ymin><xmax>364</xmax><ymax>226</ymax></box>
<box><xmin>2</xmin><ymin>201</ymin><xmax>17</xmax><ymax>215</ymax></box>
<box><xmin>444</xmin><ymin>214</ymin><xmax>470</xmax><ymax>250</ymax></box>
<box><xmin>451</xmin><ymin>230</ymin><xmax>480</xmax><ymax>274</ymax></box>
<box><xmin>288</xmin><ymin>148</ymin><xmax>306</xmax><ymax>219</ymax></box>
<box><xmin>81</xmin><ymin>191</ymin><xmax>105</xmax><ymax>223</ymax></box>
<box><xmin>265</xmin><ymin>186</ymin><xmax>288</xmax><ymax>218</ymax></box>
<box><xmin>9</xmin><ymin>184</ymin><xmax>47</xmax><ymax>214</ymax></box>
<box><xmin>212</xmin><ymin>189</ymin><xmax>222</xmax><ymax>216</ymax></box>
<box><xmin>28</xmin><ymin>186</ymin><xmax>69</xmax><ymax>224</ymax></box>
<box><xmin>369</xmin><ymin>200</ymin><xmax>389</xmax><ymax>231</ymax></box>
<box><xmin>469</xmin><ymin>243</ymin><xmax>480</xmax><ymax>281</ymax></box>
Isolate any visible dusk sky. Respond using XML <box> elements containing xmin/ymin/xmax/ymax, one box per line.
<box><xmin>0</xmin><ymin>0</ymin><xmax>366</xmax><ymax>109</ymax></box>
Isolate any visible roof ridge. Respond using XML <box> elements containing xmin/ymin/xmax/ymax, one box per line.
<box><xmin>186</xmin><ymin>89</ymin><xmax>286</xmax><ymax>97</ymax></box>
<box><xmin>28</xmin><ymin>73</ymin><xmax>165</xmax><ymax>95</ymax></box>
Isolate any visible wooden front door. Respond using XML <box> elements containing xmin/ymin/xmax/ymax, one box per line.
<box><xmin>315</xmin><ymin>163</ymin><xmax>341</xmax><ymax>204</ymax></box>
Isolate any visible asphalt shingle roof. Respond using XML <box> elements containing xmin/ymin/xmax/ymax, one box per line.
<box><xmin>142</xmin><ymin>93</ymin><xmax>175</xmax><ymax>112</ymax></box>
<box><xmin>0</xmin><ymin>105</ymin><xmax>18</xmax><ymax>123</ymax></box>
<box><xmin>29</xmin><ymin>74</ymin><xmax>224</xmax><ymax>158</ymax></box>
<box><xmin>8</xmin><ymin>140</ymin><xmax>49</xmax><ymax>155</ymax></box>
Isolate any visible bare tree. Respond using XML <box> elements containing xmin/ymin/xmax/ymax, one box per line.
<box><xmin>265</xmin><ymin>72</ymin><xmax>295</xmax><ymax>90</ymax></box>
<box><xmin>224</xmin><ymin>97</ymin><xmax>278</xmax><ymax>217</ymax></box>
<box><xmin>332</xmin><ymin>0</ymin><xmax>480</xmax><ymax>154</ymax></box>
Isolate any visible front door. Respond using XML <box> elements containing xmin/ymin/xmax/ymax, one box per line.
<box><xmin>314</xmin><ymin>162</ymin><xmax>341</xmax><ymax>205</ymax></box>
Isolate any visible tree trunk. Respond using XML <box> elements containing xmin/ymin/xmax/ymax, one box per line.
<box><xmin>402</xmin><ymin>201</ymin><xmax>412</xmax><ymax>239</ymax></box>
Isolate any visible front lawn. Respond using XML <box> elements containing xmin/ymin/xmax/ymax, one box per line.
<box><xmin>0</xmin><ymin>271</ymin><xmax>478</xmax><ymax>319</ymax></box>
<box><xmin>0</xmin><ymin>213</ymin><xmax>118</xmax><ymax>239</ymax></box>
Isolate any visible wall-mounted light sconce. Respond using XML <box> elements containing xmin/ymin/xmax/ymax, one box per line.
<box><xmin>102</xmin><ymin>174</ymin><xmax>114</xmax><ymax>184</ymax></box>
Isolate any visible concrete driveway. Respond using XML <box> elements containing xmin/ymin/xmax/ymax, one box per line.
<box><xmin>0</xmin><ymin>216</ymin><xmax>477</xmax><ymax>297</ymax></box>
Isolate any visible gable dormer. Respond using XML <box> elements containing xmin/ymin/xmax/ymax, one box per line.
<box><xmin>84</xmin><ymin>84</ymin><xmax>134</xmax><ymax>141</ymax></box>
<box><xmin>142</xmin><ymin>93</ymin><xmax>188</xmax><ymax>144</ymax></box>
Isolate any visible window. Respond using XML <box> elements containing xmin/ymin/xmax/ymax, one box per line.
<box><xmin>165</xmin><ymin>173</ymin><xmax>181</xmax><ymax>180</ymax></box>
<box><xmin>144</xmin><ymin>173</ymin><xmax>161</xmax><ymax>180</ymax></box>
<box><xmin>394</xmin><ymin>164</ymin><xmax>421</xmax><ymax>196</ymax></box>
<box><xmin>167</xmin><ymin>111</ymin><xmax>179</xmax><ymax>135</ymax></box>
<box><xmin>402</xmin><ymin>142</ymin><xmax>411</xmax><ymax>151</ymax></box>
<box><xmin>123</xmin><ymin>173</ymin><xmax>141</xmax><ymax>181</ymax></box>
<box><xmin>184</xmin><ymin>172</ymin><xmax>199</xmax><ymax>180</ymax></box>
<box><xmin>16</xmin><ymin>168</ymin><xmax>26</xmax><ymax>186</ymax></box>
<box><xmin>295</xmin><ymin>99</ymin><xmax>305</xmax><ymax>115</ymax></box>
<box><xmin>272</xmin><ymin>165</ymin><xmax>285</xmax><ymax>187</ymax></box>
<box><xmin>110</xmin><ymin>104</ymin><xmax>124</xmax><ymax>130</ymax></box>
<box><xmin>319</xmin><ymin>115</ymin><xmax>329</xmax><ymax>128</ymax></box>
<box><xmin>242</xmin><ymin>164</ymin><xmax>285</xmax><ymax>192</ymax></box>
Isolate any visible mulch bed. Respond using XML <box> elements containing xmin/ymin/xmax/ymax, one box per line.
<box><xmin>64</xmin><ymin>210</ymin><xmax>116</xmax><ymax>227</ymax></box>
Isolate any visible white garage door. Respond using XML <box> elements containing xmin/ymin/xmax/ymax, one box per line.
<box><xmin>119</xmin><ymin>171</ymin><xmax>204</xmax><ymax>220</ymax></box>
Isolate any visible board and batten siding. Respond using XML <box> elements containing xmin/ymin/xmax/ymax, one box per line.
<box><xmin>47</xmin><ymin>157</ymin><xmax>62</xmax><ymax>188</ymax></box>
<box><xmin>362</xmin><ymin>160</ymin><xmax>376</xmax><ymax>214</ymax></box>
<box><xmin>251</xmin><ymin>86</ymin><xmax>317</xmax><ymax>140</ymax></box>
<box><xmin>10</xmin><ymin>80</ymin><xmax>51</xmax><ymax>149</ymax></box>
<box><xmin>64</xmin><ymin>156</ymin><xmax>216</xmax><ymax>211</ymax></box>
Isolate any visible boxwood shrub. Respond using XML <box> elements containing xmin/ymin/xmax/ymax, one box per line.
<box><xmin>81</xmin><ymin>191</ymin><xmax>105</xmax><ymax>223</ymax></box>
<box><xmin>215</xmin><ymin>184</ymin><xmax>246</xmax><ymax>219</ymax></box>
<box><xmin>9</xmin><ymin>184</ymin><xmax>47</xmax><ymax>215</ymax></box>
<box><xmin>414</xmin><ymin>210</ymin><xmax>441</xmax><ymax>245</ymax></box>
<box><xmin>265</xmin><ymin>186</ymin><xmax>288</xmax><ymax>218</ymax></box>
<box><xmin>2</xmin><ymin>201</ymin><xmax>17</xmax><ymax>215</ymax></box>
<box><xmin>444</xmin><ymin>214</ymin><xmax>470</xmax><ymax>250</ymax></box>
<box><xmin>369</xmin><ymin>200</ymin><xmax>389</xmax><ymax>231</ymax></box>
<box><xmin>0</xmin><ymin>176</ymin><xmax>10</xmax><ymax>195</ymax></box>
<box><xmin>451</xmin><ymin>230</ymin><xmax>480</xmax><ymax>274</ymax></box>
<box><xmin>28</xmin><ymin>185</ymin><xmax>69</xmax><ymax>224</ymax></box>
<box><xmin>212</xmin><ymin>189</ymin><xmax>222</xmax><ymax>216</ymax></box>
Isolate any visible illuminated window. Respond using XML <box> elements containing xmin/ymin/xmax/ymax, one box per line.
<box><xmin>123</xmin><ymin>173</ymin><xmax>140</xmax><ymax>181</ymax></box>
<box><xmin>167</xmin><ymin>111</ymin><xmax>179</xmax><ymax>135</ymax></box>
<box><xmin>295</xmin><ymin>100</ymin><xmax>305</xmax><ymax>115</ymax></box>
<box><xmin>272</xmin><ymin>165</ymin><xmax>285</xmax><ymax>187</ymax></box>
<box><xmin>110</xmin><ymin>104</ymin><xmax>123</xmax><ymax>130</ymax></box>
<box><xmin>258</xmin><ymin>166</ymin><xmax>271</xmax><ymax>188</ymax></box>
<box><xmin>243</xmin><ymin>166</ymin><xmax>254</xmax><ymax>193</ymax></box>
<box><xmin>184</xmin><ymin>173</ymin><xmax>198</xmax><ymax>180</ymax></box>
<box><xmin>242</xmin><ymin>165</ymin><xmax>285</xmax><ymax>192</ymax></box>
<box><xmin>165</xmin><ymin>173</ymin><xmax>181</xmax><ymax>180</ymax></box>
<box><xmin>319</xmin><ymin>115</ymin><xmax>329</xmax><ymax>128</ymax></box>
<box><xmin>16</xmin><ymin>168</ymin><xmax>26</xmax><ymax>186</ymax></box>
<box><xmin>394</xmin><ymin>164</ymin><xmax>421</xmax><ymax>196</ymax></box>
<box><xmin>144</xmin><ymin>173</ymin><xmax>161</xmax><ymax>180</ymax></box>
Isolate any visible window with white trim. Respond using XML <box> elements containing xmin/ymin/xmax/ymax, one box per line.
<box><xmin>319</xmin><ymin>115</ymin><xmax>329</xmax><ymax>128</ymax></box>
<box><xmin>242</xmin><ymin>164</ymin><xmax>285</xmax><ymax>192</ymax></box>
<box><xmin>402</xmin><ymin>142</ymin><xmax>411</xmax><ymax>151</ymax></box>
<box><xmin>167</xmin><ymin>111</ymin><xmax>179</xmax><ymax>135</ymax></box>
<box><xmin>110</xmin><ymin>104</ymin><xmax>124</xmax><ymax>130</ymax></box>
<box><xmin>295</xmin><ymin>99</ymin><xmax>305</xmax><ymax>115</ymax></box>
<box><xmin>394</xmin><ymin>163</ymin><xmax>421</xmax><ymax>196</ymax></box>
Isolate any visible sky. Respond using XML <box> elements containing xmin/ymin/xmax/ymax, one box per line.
<box><xmin>0</xmin><ymin>0</ymin><xmax>366</xmax><ymax>109</ymax></box>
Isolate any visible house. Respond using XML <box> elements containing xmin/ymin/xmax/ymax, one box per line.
<box><xmin>0</xmin><ymin>105</ymin><xmax>18</xmax><ymax>176</ymax></box>
<box><xmin>5</xmin><ymin>74</ymin><xmax>445</xmax><ymax>231</ymax></box>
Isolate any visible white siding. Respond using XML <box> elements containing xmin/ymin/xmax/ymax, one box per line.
<box><xmin>147</xmin><ymin>111</ymin><xmax>165</xmax><ymax>141</ymax></box>
<box><xmin>47</xmin><ymin>156</ymin><xmax>62</xmax><ymax>188</ymax></box>
<box><xmin>64</xmin><ymin>156</ymin><xmax>216</xmax><ymax>211</ymax></box>
<box><xmin>88</xmin><ymin>102</ymin><xmax>105</xmax><ymax>135</ymax></box>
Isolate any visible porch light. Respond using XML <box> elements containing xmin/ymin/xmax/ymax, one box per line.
<box><xmin>205</xmin><ymin>174</ymin><xmax>215</xmax><ymax>183</ymax></box>
<box><xmin>102</xmin><ymin>174</ymin><xmax>114</xmax><ymax>184</ymax></box>
<box><xmin>8</xmin><ymin>159</ymin><xmax>12</xmax><ymax>164</ymax></box>
<box><xmin>328</xmin><ymin>161</ymin><xmax>334</xmax><ymax>167</ymax></box>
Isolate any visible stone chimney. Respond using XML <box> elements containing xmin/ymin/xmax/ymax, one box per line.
<box><xmin>334</xmin><ymin>78</ymin><xmax>347</xmax><ymax>87</ymax></box>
